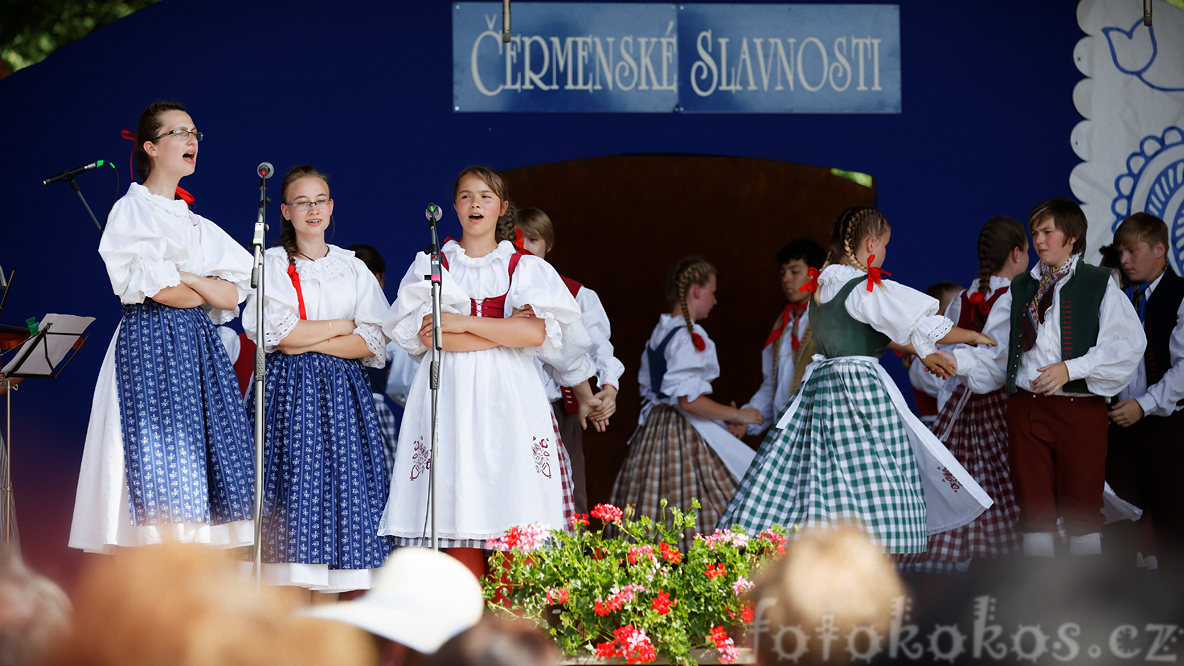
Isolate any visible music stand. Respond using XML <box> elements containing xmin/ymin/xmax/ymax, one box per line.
<box><xmin>0</xmin><ymin>313</ymin><xmax>94</xmax><ymax>551</ymax></box>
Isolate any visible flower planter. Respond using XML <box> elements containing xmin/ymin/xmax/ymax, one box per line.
<box><xmin>560</xmin><ymin>647</ymin><xmax>756</xmax><ymax>664</ymax></box>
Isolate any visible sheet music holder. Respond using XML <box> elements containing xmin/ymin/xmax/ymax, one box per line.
<box><xmin>1</xmin><ymin>313</ymin><xmax>94</xmax><ymax>550</ymax></box>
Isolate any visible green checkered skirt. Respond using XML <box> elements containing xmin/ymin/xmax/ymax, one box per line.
<box><xmin>718</xmin><ymin>357</ymin><xmax>927</xmax><ymax>553</ymax></box>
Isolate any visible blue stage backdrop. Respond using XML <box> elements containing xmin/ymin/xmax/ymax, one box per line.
<box><xmin>0</xmin><ymin>0</ymin><xmax>1083</xmax><ymax>586</ymax></box>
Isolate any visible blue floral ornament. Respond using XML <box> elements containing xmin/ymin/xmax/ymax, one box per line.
<box><xmin>1111</xmin><ymin>126</ymin><xmax>1184</xmax><ymax>275</ymax></box>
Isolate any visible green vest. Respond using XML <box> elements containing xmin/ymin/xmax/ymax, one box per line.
<box><xmin>810</xmin><ymin>276</ymin><xmax>891</xmax><ymax>359</ymax></box>
<box><xmin>1006</xmin><ymin>259</ymin><xmax>1109</xmax><ymax>395</ymax></box>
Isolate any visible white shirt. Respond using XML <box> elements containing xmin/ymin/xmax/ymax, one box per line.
<box><xmin>536</xmin><ymin>285</ymin><xmax>623</xmax><ymax>400</ymax></box>
<box><xmin>816</xmin><ymin>264</ymin><xmax>953</xmax><ymax>359</ymax></box>
<box><xmin>743</xmin><ymin>307</ymin><xmax>809</xmax><ymax>435</ymax></box>
<box><xmin>1115</xmin><ymin>270</ymin><xmax>1184</xmax><ymax>417</ymax></box>
<box><xmin>98</xmin><ymin>182</ymin><xmax>252</xmax><ymax>325</ymax></box>
<box><xmin>243</xmin><ymin>246</ymin><xmax>389</xmax><ymax>367</ymax></box>
<box><xmin>937</xmin><ymin>276</ymin><xmax>1010</xmax><ymax>408</ymax></box>
<box><xmin>954</xmin><ymin>255</ymin><xmax>1145</xmax><ymax>397</ymax></box>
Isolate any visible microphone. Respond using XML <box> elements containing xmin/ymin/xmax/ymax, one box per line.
<box><xmin>425</xmin><ymin>203</ymin><xmax>442</xmax><ymax>223</ymax></box>
<box><xmin>42</xmin><ymin>160</ymin><xmax>109</xmax><ymax>186</ymax></box>
<box><xmin>257</xmin><ymin>162</ymin><xmax>274</xmax><ymax>179</ymax></box>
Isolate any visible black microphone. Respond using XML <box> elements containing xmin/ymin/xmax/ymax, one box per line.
<box><xmin>42</xmin><ymin>160</ymin><xmax>109</xmax><ymax>186</ymax></box>
<box><xmin>426</xmin><ymin>203</ymin><xmax>442</xmax><ymax>223</ymax></box>
<box><xmin>257</xmin><ymin>162</ymin><xmax>274</xmax><ymax>179</ymax></box>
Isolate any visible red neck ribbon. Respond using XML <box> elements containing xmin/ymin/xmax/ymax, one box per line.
<box><xmin>287</xmin><ymin>264</ymin><xmax>308</xmax><ymax>320</ymax></box>
<box><xmin>865</xmin><ymin>256</ymin><xmax>891</xmax><ymax>292</ymax></box>
<box><xmin>764</xmin><ymin>301</ymin><xmax>808</xmax><ymax>349</ymax></box>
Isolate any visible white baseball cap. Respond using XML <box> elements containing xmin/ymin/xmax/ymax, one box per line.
<box><xmin>300</xmin><ymin>547</ymin><xmax>485</xmax><ymax>654</ymax></box>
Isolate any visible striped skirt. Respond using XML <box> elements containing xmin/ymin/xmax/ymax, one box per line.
<box><xmin>610</xmin><ymin>404</ymin><xmax>739</xmax><ymax>549</ymax></box>
<box><xmin>249</xmin><ymin>352</ymin><xmax>393</xmax><ymax>574</ymax></box>
<box><xmin>115</xmin><ymin>301</ymin><xmax>254</xmax><ymax>527</ymax></box>
<box><xmin>926</xmin><ymin>385</ymin><xmax>1020</xmax><ymax>561</ymax></box>
<box><xmin>718</xmin><ymin>358</ymin><xmax>927</xmax><ymax>554</ymax></box>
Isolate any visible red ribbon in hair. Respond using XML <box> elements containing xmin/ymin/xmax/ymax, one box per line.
<box><xmin>513</xmin><ymin>227</ymin><xmax>532</xmax><ymax>255</ymax></box>
<box><xmin>966</xmin><ymin>291</ymin><xmax>988</xmax><ymax>314</ymax></box>
<box><xmin>865</xmin><ymin>256</ymin><xmax>891</xmax><ymax>292</ymax></box>
<box><xmin>798</xmin><ymin>267</ymin><xmax>821</xmax><ymax>294</ymax></box>
<box><xmin>690</xmin><ymin>331</ymin><xmax>706</xmax><ymax>352</ymax></box>
<box><xmin>121</xmin><ymin>129</ymin><xmax>195</xmax><ymax>207</ymax></box>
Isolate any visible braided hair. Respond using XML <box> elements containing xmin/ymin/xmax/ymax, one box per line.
<box><xmin>828</xmin><ymin>206</ymin><xmax>891</xmax><ymax>272</ymax></box>
<box><xmin>970</xmin><ymin>216</ymin><xmax>1027</xmax><ymax>327</ymax></box>
<box><xmin>276</xmin><ymin>165</ymin><xmax>331</xmax><ymax>266</ymax></box>
<box><xmin>666</xmin><ymin>256</ymin><xmax>718</xmax><ymax>343</ymax></box>
<box><xmin>453</xmin><ymin>166</ymin><xmax>518</xmax><ymax>244</ymax></box>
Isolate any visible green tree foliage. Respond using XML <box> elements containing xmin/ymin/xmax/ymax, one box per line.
<box><xmin>0</xmin><ymin>0</ymin><xmax>159</xmax><ymax>76</ymax></box>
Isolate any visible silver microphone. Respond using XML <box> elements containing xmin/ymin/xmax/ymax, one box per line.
<box><xmin>425</xmin><ymin>203</ymin><xmax>442</xmax><ymax>222</ymax></box>
<box><xmin>257</xmin><ymin>162</ymin><xmax>274</xmax><ymax>179</ymax></box>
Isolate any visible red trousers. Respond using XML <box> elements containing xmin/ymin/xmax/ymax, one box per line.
<box><xmin>1006</xmin><ymin>390</ymin><xmax>1108</xmax><ymax>536</ymax></box>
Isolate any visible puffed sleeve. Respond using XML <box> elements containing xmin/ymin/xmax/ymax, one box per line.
<box><xmin>384</xmin><ymin>251</ymin><xmax>471</xmax><ymax>356</ymax></box>
<box><xmin>661</xmin><ymin>326</ymin><xmax>720</xmax><ymax>403</ymax></box>
<box><xmin>952</xmin><ymin>290</ymin><xmax>1011</xmax><ymax>394</ymax></box>
<box><xmin>350</xmin><ymin>257</ymin><xmax>392</xmax><ymax>368</ymax></box>
<box><xmin>577</xmin><ymin>287</ymin><xmax>626</xmax><ymax>389</ymax></box>
<box><xmin>243</xmin><ymin>250</ymin><xmax>302</xmax><ymax>352</ymax></box>
<box><xmin>195</xmin><ymin>216</ymin><xmax>252</xmax><ymax>324</ymax></box>
<box><xmin>98</xmin><ymin>196</ymin><xmax>182</xmax><ymax>305</ymax></box>
<box><xmin>504</xmin><ymin>255</ymin><xmax>584</xmax><ymax>359</ymax></box>
<box><xmin>845</xmin><ymin>279</ymin><xmax>953</xmax><ymax>358</ymax></box>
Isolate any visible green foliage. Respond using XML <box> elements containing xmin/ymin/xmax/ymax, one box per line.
<box><xmin>483</xmin><ymin>500</ymin><xmax>790</xmax><ymax>665</ymax></box>
<box><xmin>0</xmin><ymin>0</ymin><xmax>159</xmax><ymax>73</ymax></box>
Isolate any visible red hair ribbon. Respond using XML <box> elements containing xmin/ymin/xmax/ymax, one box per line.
<box><xmin>121</xmin><ymin>129</ymin><xmax>195</xmax><ymax>207</ymax></box>
<box><xmin>967</xmin><ymin>291</ymin><xmax>988</xmax><ymax>314</ymax></box>
<box><xmin>690</xmin><ymin>331</ymin><xmax>706</xmax><ymax>352</ymax></box>
<box><xmin>512</xmin><ymin>227</ymin><xmax>532</xmax><ymax>255</ymax></box>
<box><xmin>798</xmin><ymin>267</ymin><xmax>821</xmax><ymax>294</ymax></box>
<box><xmin>865</xmin><ymin>256</ymin><xmax>891</xmax><ymax>292</ymax></box>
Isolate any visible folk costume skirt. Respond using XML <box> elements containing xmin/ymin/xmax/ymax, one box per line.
<box><xmin>69</xmin><ymin>302</ymin><xmax>255</xmax><ymax>552</ymax></box>
<box><xmin>611</xmin><ymin>404</ymin><xmax>739</xmax><ymax>550</ymax></box>
<box><xmin>249</xmin><ymin>351</ymin><xmax>393</xmax><ymax>591</ymax></box>
<box><xmin>927</xmin><ymin>385</ymin><xmax>1020</xmax><ymax>561</ymax></box>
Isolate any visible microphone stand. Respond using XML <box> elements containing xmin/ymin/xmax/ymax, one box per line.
<box><xmin>249</xmin><ymin>168</ymin><xmax>270</xmax><ymax>583</ymax></box>
<box><xmin>425</xmin><ymin>204</ymin><xmax>443</xmax><ymax>550</ymax></box>
<box><xmin>67</xmin><ymin>178</ymin><xmax>104</xmax><ymax>233</ymax></box>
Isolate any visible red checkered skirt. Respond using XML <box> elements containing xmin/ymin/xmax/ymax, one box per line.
<box><xmin>610</xmin><ymin>404</ymin><xmax>739</xmax><ymax>550</ymax></box>
<box><xmin>925</xmin><ymin>385</ymin><xmax>1020</xmax><ymax>561</ymax></box>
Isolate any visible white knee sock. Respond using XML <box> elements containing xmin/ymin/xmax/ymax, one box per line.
<box><xmin>1022</xmin><ymin>531</ymin><xmax>1056</xmax><ymax>558</ymax></box>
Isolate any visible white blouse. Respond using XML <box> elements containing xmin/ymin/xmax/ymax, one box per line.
<box><xmin>638</xmin><ymin>314</ymin><xmax>719</xmax><ymax>406</ymax></box>
<box><xmin>954</xmin><ymin>256</ymin><xmax>1146</xmax><ymax>397</ymax></box>
<box><xmin>743</xmin><ymin>308</ymin><xmax>810</xmax><ymax>435</ymax></box>
<box><xmin>98</xmin><ymin>182</ymin><xmax>252</xmax><ymax>324</ymax></box>
<box><xmin>537</xmin><ymin>285</ymin><xmax>625</xmax><ymax>400</ymax></box>
<box><xmin>816</xmin><ymin>264</ymin><xmax>953</xmax><ymax>359</ymax></box>
<box><xmin>386</xmin><ymin>241</ymin><xmax>585</xmax><ymax>381</ymax></box>
<box><xmin>242</xmin><ymin>246</ymin><xmax>389</xmax><ymax>368</ymax></box>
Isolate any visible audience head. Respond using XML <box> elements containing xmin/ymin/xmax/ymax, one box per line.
<box><xmin>425</xmin><ymin>615</ymin><xmax>559</xmax><ymax>666</ymax></box>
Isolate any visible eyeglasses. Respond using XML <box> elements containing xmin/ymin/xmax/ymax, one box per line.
<box><xmin>285</xmin><ymin>198</ymin><xmax>332</xmax><ymax>211</ymax></box>
<box><xmin>152</xmin><ymin>128</ymin><xmax>204</xmax><ymax>142</ymax></box>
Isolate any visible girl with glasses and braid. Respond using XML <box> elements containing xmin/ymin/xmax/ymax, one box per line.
<box><xmin>610</xmin><ymin>256</ymin><xmax>764</xmax><ymax>549</ymax></box>
<box><xmin>719</xmin><ymin>207</ymin><xmax>995</xmax><ymax>559</ymax></box>
<box><xmin>381</xmin><ymin>166</ymin><xmax>595</xmax><ymax>581</ymax></box>
<box><xmin>70</xmin><ymin>101</ymin><xmax>256</xmax><ymax>555</ymax></box>
<box><xmin>242</xmin><ymin>165</ymin><xmax>393</xmax><ymax>595</ymax></box>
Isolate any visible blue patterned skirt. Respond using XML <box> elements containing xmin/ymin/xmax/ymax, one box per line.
<box><xmin>115</xmin><ymin>301</ymin><xmax>255</xmax><ymax>526</ymax></box>
<box><xmin>249</xmin><ymin>352</ymin><xmax>393</xmax><ymax>570</ymax></box>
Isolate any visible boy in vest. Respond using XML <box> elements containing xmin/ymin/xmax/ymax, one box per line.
<box><xmin>953</xmin><ymin>197</ymin><xmax>1144</xmax><ymax>557</ymax></box>
<box><xmin>1107</xmin><ymin>213</ymin><xmax>1184</xmax><ymax>570</ymax></box>
<box><xmin>733</xmin><ymin>238</ymin><xmax>826</xmax><ymax>439</ymax></box>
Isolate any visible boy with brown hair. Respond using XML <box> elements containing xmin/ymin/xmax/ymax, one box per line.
<box><xmin>1107</xmin><ymin>212</ymin><xmax>1184</xmax><ymax>569</ymax></box>
<box><xmin>954</xmin><ymin>197</ymin><xmax>1145</xmax><ymax>558</ymax></box>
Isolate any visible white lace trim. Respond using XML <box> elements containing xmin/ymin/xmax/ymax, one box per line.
<box><xmin>447</xmin><ymin>240</ymin><xmax>515</xmax><ymax>266</ymax></box>
<box><xmin>355</xmin><ymin>324</ymin><xmax>387</xmax><ymax>368</ymax></box>
<box><xmin>266</xmin><ymin>310</ymin><xmax>300</xmax><ymax>352</ymax></box>
<box><xmin>290</xmin><ymin>246</ymin><xmax>358</xmax><ymax>282</ymax></box>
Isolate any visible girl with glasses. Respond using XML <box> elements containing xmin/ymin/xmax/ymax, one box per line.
<box><xmin>242</xmin><ymin>165</ymin><xmax>393</xmax><ymax>595</ymax></box>
<box><xmin>70</xmin><ymin>101</ymin><xmax>256</xmax><ymax>554</ymax></box>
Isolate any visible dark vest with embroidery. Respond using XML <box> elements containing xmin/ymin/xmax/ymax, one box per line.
<box><xmin>1143</xmin><ymin>268</ymin><xmax>1184</xmax><ymax>398</ymax></box>
<box><xmin>809</xmin><ymin>276</ymin><xmax>891</xmax><ymax>359</ymax></box>
<box><xmin>1006</xmin><ymin>259</ymin><xmax>1109</xmax><ymax>395</ymax></box>
<box><xmin>440</xmin><ymin>251</ymin><xmax>524</xmax><ymax>318</ymax></box>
